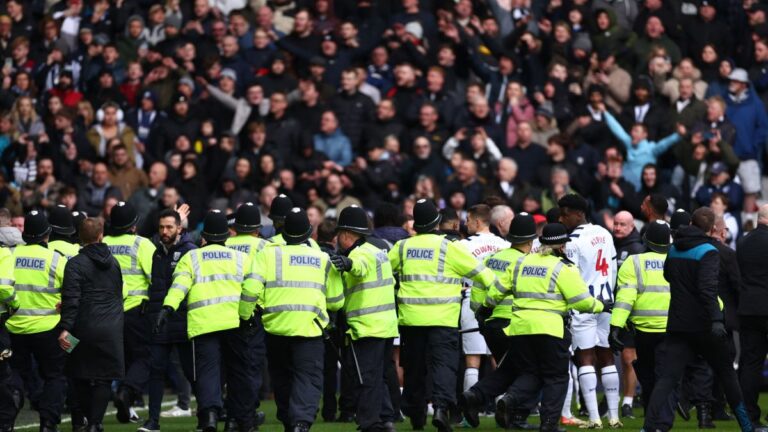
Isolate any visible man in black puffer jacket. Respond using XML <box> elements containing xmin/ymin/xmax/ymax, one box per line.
<box><xmin>643</xmin><ymin>207</ymin><xmax>754</xmax><ymax>432</ymax></box>
<box><xmin>141</xmin><ymin>209</ymin><xmax>197</xmax><ymax>432</ymax></box>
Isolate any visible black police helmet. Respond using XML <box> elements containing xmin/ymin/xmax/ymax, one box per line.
<box><xmin>230</xmin><ymin>202</ymin><xmax>261</xmax><ymax>233</ymax></box>
<box><xmin>644</xmin><ymin>220</ymin><xmax>671</xmax><ymax>254</ymax></box>
<box><xmin>201</xmin><ymin>210</ymin><xmax>230</xmax><ymax>243</ymax></box>
<box><xmin>336</xmin><ymin>205</ymin><xmax>371</xmax><ymax>235</ymax></box>
<box><xmin>283</xmin><ymin>207</ymin><xmax>312</xmax><ymax>244</ymax></box>
<box><xmin>413</xmin><ymin>199</ymin><xmax>441</xmax><ymax>233</ymax></box>
<box><xmin>269</xmin><ymin>194</ymin><xmax>293</xmax><ymax>223</ymax></box>
<box><xmin>507</xmin><ymin>212</ymin><xmax>537</xmax><ymax>244</ymax></box>
<box><xmin>670</xmin><ymin>209</ymin><xmax>691</xmax><ymax>231</ymax></box>
<box><xmin>109</xmin><ymin>201</ymin><xmax>138</xmax><ymax>232</ymax></box>
<box><xmin>48</xmin><ymin>204</ymin><xmax>75</xmax><ymax>236</ymax></box>
<box><xmin>71</xmin><ymin>211</ymin><xmax>87</xmax><ymax>235</ymax></box>
<box><xmin>539</xmin><ymin>223</ymin><xmax>571</xmax><ymax>246</ymax></box>
<box><xmin>23</xmin><ymin>210</ymin><xmax>52</xmax><ymax>243</ymax></box>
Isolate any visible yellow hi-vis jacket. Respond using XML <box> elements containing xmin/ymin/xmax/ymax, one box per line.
<box><xmin>104</xmin><ymin>234</ymin><xmax>155</xmax><ymax>311</ymax></box>
<box><xmin>6</xmin><ymin>245</ymin><xmax>66</xmax><ymax>334</ymax></box>
<box><xmin>389</xmin><ymin>233</ymin><xmax>500</xmax><ymax>327</ymax></box>
<box><xmin>0</xmin><ymin>247</ymin><xmax>17</xmax><ymax>315</ymax></box>
<box><xmin>244</xmin><ymin>243</ymin><xmax>343</xmax><ymax>337</ymax></box>
<box><xmin>611</xmin><ymin>251</ymin><xmax>670</xmax><ymax>333</ymax></box>
<box><xmin>163</xmin><ymin>244</ymin><xmax>255</xmax><ymax>339</ymax></box>
<box><xmin>485</xmin><ymin>252</ymin><xmax>603</xmax><ymax>338</ymax></box>
<box><xmin>49</xmin><ymin>239</ymin><xmax>80</xmax><ymax>259</ymax></box>
<box><xmin>471</xmin><ymin>247</ymin><xmax>525</xmax><ymax>321</ymax></box>
<box><xmin>341</xmin><ymin>242</ymin><xmax>398</xmax><ymax>340</ymax></box>
<box><xmin>226</xmin><ymin>234</ymin><xmax>269</xmax><ymax>259</ymax></box>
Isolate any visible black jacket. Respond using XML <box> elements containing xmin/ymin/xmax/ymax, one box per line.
<box><xmin>614</xmin><ymin>230</ymin><xmax>646</xmax><ymax>268</ymax></box>
<box><xmin>59</xmin><ymin>243</ymin><xmax>124</xmax><ymax>380</ymax></box>
<box><xmin>330</xmin><ymin>90</ymin><xmax>376</xmax><ymax>151</ymax></box>
<box><xmin>713</xmin><ymin>241</ymin><xmax>741</xmax><ymax>330</ymax></box>
<box><xmin>149</xmin><ymin>232</ymin><xmax>198</xmax><ymax>344</ymax></box>
<box><xmin>737</xmin><ymin>224</ymin><xmax>768</xmax><ymax>316</ymax></box>
<box><xmin>664</xmin><ymin>226</ymin><xmax>723</xmax><ymax>332</ymax></box>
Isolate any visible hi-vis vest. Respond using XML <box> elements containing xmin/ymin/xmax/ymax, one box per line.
<box><xmin>611</xmin><ymin>251</ymin><xmax>670</xmax><ymax>333</ymax></box>
<box><xmin>244</xmin><ymin>243</ymin><xmax>342</xmax><ymax>337</ymax></box>
<box><xmin>472</xmin><ymin>247</ymin><xmax>525</xmax><ymax>321</ymax></box>
<box><xmin>104</xmin><ymin>234</ymin><xmax>155</xmax><ymax>311</ymax></box>
<box><xmin>6</xmin><ymin>244</ymin><xmax>67</xmax><ymax>334</ymax></box>
<box><xmin>0</xmin><ymin>247</ymin><xmax>16</xmax><ymax>315</ymax></box>
<box><xmin>485</xmin><ymin>252</ymin><xmax>603</xmax><ymax>338</ymax></box>
<box><xmin>341</xmin><ymin>242</ymin><xmax>398</xmax><ymax>340</ymax></box>
<box><xmin>164</xmin><ymin>244</ymin><xmax>254</xmax><ymax>339</ymax></box>
<box><xmin>389</xmin><ymin>233</ymin><xmax>500</xmax><ymax>327</ymax></box>
<box><xmin>268</xmin><ymin>233</ymin><xmax>320</xmax><ymax>249</ymax></box>
<box><xmin>49</xmin><ymin>239</ymin><xmax>80</xmax><ymax>259</ymax></box>
<box><xmin>226</xmin><ymin>234</ymin><xmax>269</xmax><ymax>260</ymax></box>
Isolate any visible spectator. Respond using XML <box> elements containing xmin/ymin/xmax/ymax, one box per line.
<box><xmin>583</xmin><ymin>49</ymin><xmax>632</xmax><ymax>114</ymax></box>
<box><xmin>613</xmin><ymin>210</ymin><xmax>645</xmax><ymax>267</ymax></box>
<box><xmin>86</xmin><ymin>102</ymin><xmax>137</xmax><ymax>162</ymax></box>
<box><xmin>695</xmin><ymin>161</ymin><xmax>744</xmax><ymax>214</ymax></box>
<box><xmin>314</xmin><ymin>110</ymin><xmax>353</xmax><ymax>167</ymax></box>
<box><xmin>128</xmin><ymin>161</ymin><xmax>167</xmax><ymax>228</ymax></box>
<box><xmin>108</xmin><ymin>144</ymin><xmax>148</xmax><ymax>200</ymax></box>
<box><xmin>710</xmin><ymin>192</ymin><xmax>739</xmax><ymax>249</ymax></box>
<box><xmin>505</xmin><ymin>122</ymin><xmax>548</xmax><ymax>184</ymax></box>
<box><xmin>312</xmin><ymin>172</ymin><xmax>362</xmax><ymax>219</ymax></box>
<box><xmin>445</xmin><ymin>159</ymin><xmax>485</xmax><ymax>209</ymax></box>
<box><xmin>77</xmin><ymin>161</ymin><xmax>122</xmax><ymax>217</ymax></box>
<box><xmin>330</xmin><ymin>68</ymin><xmax>376</xmax><ymax>151</ymax></box>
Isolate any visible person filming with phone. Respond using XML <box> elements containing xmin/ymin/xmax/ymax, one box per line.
<box><xmin>58</xmin><ymin>217</ymin><xmax>124</xmax><ymax>432</ymax></box>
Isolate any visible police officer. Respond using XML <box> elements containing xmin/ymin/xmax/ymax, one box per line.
<box><xmin>0</xmin><ymin>245</ymin><xmax>16</xmax><ymax>432</ymax></box>
<box><xmin>388</xmin><ymin>199</ymin><xmax>499</xmax><ymax>432</ymax></box>
<box><xmin>104</xmin><ymin>201</ymin><xmax>156</xmax><ymax>423</ymax></box>
<box><xmin>7</xmin><ymin>211</ymin><xmax>68</xmax><ymax>432</ymax></box>
<box><xmin>268</xmin><ymin>195</ymin><xmax>320</xmax><ymax>248</ymax></box>
<box><xmin>330</xmin><ymin>205</ymin><xmax>398</xmax><ymax>432</ymax></box>
<box><xmin>225</xmin><ymin>202</ymin><xmax>267</xmax><ymax>431</ymax></box>
<box><xmin>462</xmin><ymin>213</ymin><xmax>538</xmax><ymax>429</ymax></box>
<box><xmin>47</xmin><ymin>205</ymin><xmax>79</xmax><ymax>259</ymax></box>
<box><xmin>243</xmin><ymin>207</ymin><xmax>344</xmax><ymax>432</ymax></box>
<box><xmin>467</xmin><ymin>223</ymin><xmax>607</xmax><ymax>432</ymax></box>
<box><xmin>157</xmin><ymin>210</ymin><xmax>258</xmax><ymax>432</ymax></box>
<box><xmin>609</xmin><ymin>220</ymin><xmax>671</xmax><ymax>418</ymax></box>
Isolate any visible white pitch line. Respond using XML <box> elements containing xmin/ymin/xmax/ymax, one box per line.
<box><xmin>16</xmin><ymin>400</ymin><xmax>180</xmax><ymax>430</ymax></box>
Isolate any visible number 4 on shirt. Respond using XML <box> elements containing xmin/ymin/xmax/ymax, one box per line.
<box><xmin>595</xmin><ymin>249</ymin><xmax>609</xmax><ymax>277</ymax></box>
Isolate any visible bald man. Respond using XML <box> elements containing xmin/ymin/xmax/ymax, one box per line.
<box><xmin>490</xmin><ymin>205</ymin><xmax>514</xmax><ymax>238</ymax></box>
<box><xmin>612</xmin><ymin>210</ymin><xmax>645</xmax><ymax>418</ymax></box>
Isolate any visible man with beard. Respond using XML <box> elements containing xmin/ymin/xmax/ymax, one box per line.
<box><xmin>139</xmin><ymin>209</ymin><xmax>196</xmax><ymax>432</ymax></box>
<box><xmin>20</xmin><ymin>157</ymin><xmax>65</xmax><ymax>210</ymax></box>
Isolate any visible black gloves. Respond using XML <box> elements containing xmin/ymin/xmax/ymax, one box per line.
<box><xmin>609</xmin><ymin>325</ymin><xmax>624</xmax><ymax>352</ymax></box>
<box><xmin>599</xmin><ymin>298</ymin><xmax>614</xmax><ymax>313</ymax></box>
<box><xmin>330</xmin><ymin>254</ymin><xmax>353</xmax><ymax>272</ymax></box>
<box><xmin>153</xmin><ymin>306</ymin><xmax>173</xmax><ymax>335</ymax></box>
<box><xmin>475</xmin><ymin>306</ymin><xmax>492</xmax><ymax>324</ymax></box>
<box><xmin>711</xmin><ymin>321</ymin><xmax>727</xmax><ymax>340</ymax></box>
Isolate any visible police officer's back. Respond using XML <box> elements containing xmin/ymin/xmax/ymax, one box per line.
<box><xmin>47</xmin><ymin>205</ymin><xmax>80</xmax><ymax>259</ymax></box>
<box><xmin>267</xmin><ymin>194</ymin><xmax>320</xmax><ymax>249</ymax></box>
<box><xmin>388</xmin><ymin>199</ymin><xmax>499</xmax><ymax>432</ymax></box>
<box><xmin>7</xmin><ymin>211</ymin><xmax>68</xmax><ymax>432</ymax></box>
<box><xmin>0</xmin><ymin>228</ymin><xmax>17</xmax><ymax>432</ymax></box>
<box><xmin>244</xmin><ymin>207</ymin><xmax>343</xmax><ymax>432</ymax></box>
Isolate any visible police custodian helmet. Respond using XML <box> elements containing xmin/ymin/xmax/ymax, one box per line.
<box><xmin>507</xmin><ymin>212</ymin><xmax>537</xmax><ymax>244</ymax></box>
<box><xmin>230</xmin><ymin>202</ymin><xmax>262</xmax><ymax>233</ymax></box>
<box><xmin>644</xmin><ymin>220</ymin><xmax>671</xmax><ymax>254</ymax></box>
<box><xmin>23</xmin><ymin>210</ymin><xmax>52</xmax><ymax>243</ymax></box>
<box><xmin>539</xmin><ymin>223</ymin><xmax>571</xmax><ymax>246</ymax></box>
<box><xmin>283</xmin><ymin>207</ymin><xmax>312</xmax><ymax>244</ymax></box>
<box><xmin>48</xmin><ymin>204</ymin><xmax>76</xmax><ymax>236</ymax></box>
<box><xmin>336</xmin><ymin>205</ymin><xmax>371</xmax><ymax>235</ymax></box>
<box><xmin>413</xmin><ymin>199</ymin><xmax>441</xmax><ymax>233</ymax></box>
<box><xmin>269</xmin><ymin>194</ymin><xmax>293</xmax><ymax>224</ymax></box>
<box><xmin>201</xmin><ymin>210</ymin><xmax>230</xmax><ymax>243</ymax></box>
<box><xmin>109</xmin><ymin>201</ymin><xmax>139</xmax><ymax>233</ymax></box>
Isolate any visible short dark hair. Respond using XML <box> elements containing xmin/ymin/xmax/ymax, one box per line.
<box><xmin>558</xmin><ymin>194</ymin><xmax>588</xmax><ymax>214</ymax></box>
<box><xmin>692</xmin><ymin>207</ymin><xmax>716</xmax><ymax>233</ymax></box>
<box><xmin>467</xmin><ymin>204</ymin><xmax>491</xmax><ymax>226</ymax></box>
<box><xmin>317</xmin><ymin>219</ymin><xmax>336</xmax><ymax>243</ymax></box>
<box><xmin>373</xmin><ymin>202</ymin><xmax>403</xmax><ymax>228</ymax></box>
<box><xmin>648</xmin><ymin>194</ymin><xmax>668</xmax><ymax>216</ymax></box>
<box><xmin>158</xmin><ymin>209</ymin><xmax>181</xmax><ymax>225</ymax></box>
<box><xmin>440</xmin><ymin>208</ymin><xmax>459</xmax><ymax>223</ymax></box>
<box><xmin>79</xmin><ymin>217</ymin><xmax>103</xmax><ymax>245</ymax></box>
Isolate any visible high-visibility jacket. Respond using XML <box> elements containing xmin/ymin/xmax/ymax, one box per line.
<box><xmin>611</xmin><ymin>251</ymin><xmax>670</xmax><ymax>333</ymax></box>
<box><xmin>226</xmin><ymin>234</ymin><xmax>269</xmax><ymax>260</ymax></box>
<box><xmin>104</xmin><ymin>234</ymin><xmax>155</xmax><ymax>311</ymax></box>
<box><xmin>244</xmin><ymin>243</ymin><xmax>343</xmax><ymax>337</ymax></box>
<box><xmin>6</xmin><ymin>244</ymin><xmax>67</xmax><ymax>334</ymax></box>
<box><xmin>268</xmin><ymin>233</ymin><xmax>321</xmax><ymax>249</ymax></box>
<box><xmin>471</xmin><ymin>247</ymin><xmax>525</xmax><ymax>321</ymax></box>
<box><xmin>389</xmin><ymin>233</ymin><xmax>500</xmax><ymax>327</ymax></box>
<box><xmin>341</xmin><ymin>241</ymin><xmax>398</xmax><ymax>340</ymax></box>
<box><xmin>163</xmin><ymin>244</ymin><xmax>254</xmax><ymax>339</ymax></box>
<box><xmin>0</xmin><ymin>247</ymin><xmax>17</xmax><ymax>315</ymax></box>
<box><xmin>485</xmin><ymin>252</ymin><xmax>603</xmax><ymax>338</ymax></box>
<box><xmin>49</xmin><ymin>239</ymin><xmax>80</xmax><ymax>259</ymax></box>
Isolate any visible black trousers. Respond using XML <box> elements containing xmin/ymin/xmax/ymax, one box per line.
<box><xmin>9</xmin><ymin>329</ymin><xmax>66</xmax><ymax>425</ymax></box>
<box><xmin>633</xmin><ymin>331</ymin><xmax>666</xmax><ymax>412</ymax></box>
<box><xmin>226</xmin><ymin>321</ymin><xmax>265</xmax><ymax>421</ymax></box>
<box><xmin>399</xmin><ymin>326</ymin><xmax>459</xmax><ymax>420</ymax></box>
<box><xmin>0</xmin><ymin>326</ymin><xmax>16</xmax><ymax>426</ymax></box>
<box><xmin>192</xmin><ymin>329</ymin><xmax>257</xmax><ymax>428</ymax></box>
<box><xmin>147</xmin><ymin>342</ymin><xmax>193</xmax><ymax>422</ymax></box>
<box><xmin>344</xmin><ymin>337</ymin><xmax>395</xmax><ymax>430</ymax></box>
<box><xmin>480</xmin><ymin>319</ymin><xmax>511</xmax><ymax>362</ymax></box>
<box><xmin>72</xmin><ymin>379</ymin><xmax>112</xmax><ymax>427</ymax></box>
<box><xmin>506</xmin><ymin>335</ymin><xmax>569</xmax><ymax>425</ymax></box>
<box><xmin>739</xmin><ymin>316</ymin><xmax>768</xmax><ymax>424</ymax></box>
<box><xmin>266</xmin><ymin>334</ymin><xmax>324</xmax><ymax>428</ymax></box>
<box><xmin>123</xmin><ymin>307</ymin><xmax>152</xmax><ymax>393</ymax></box>
<box><xmin>644</xmin><ymin>331</ymin><xmax>749</xmax><ymax>431</ymax></box>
